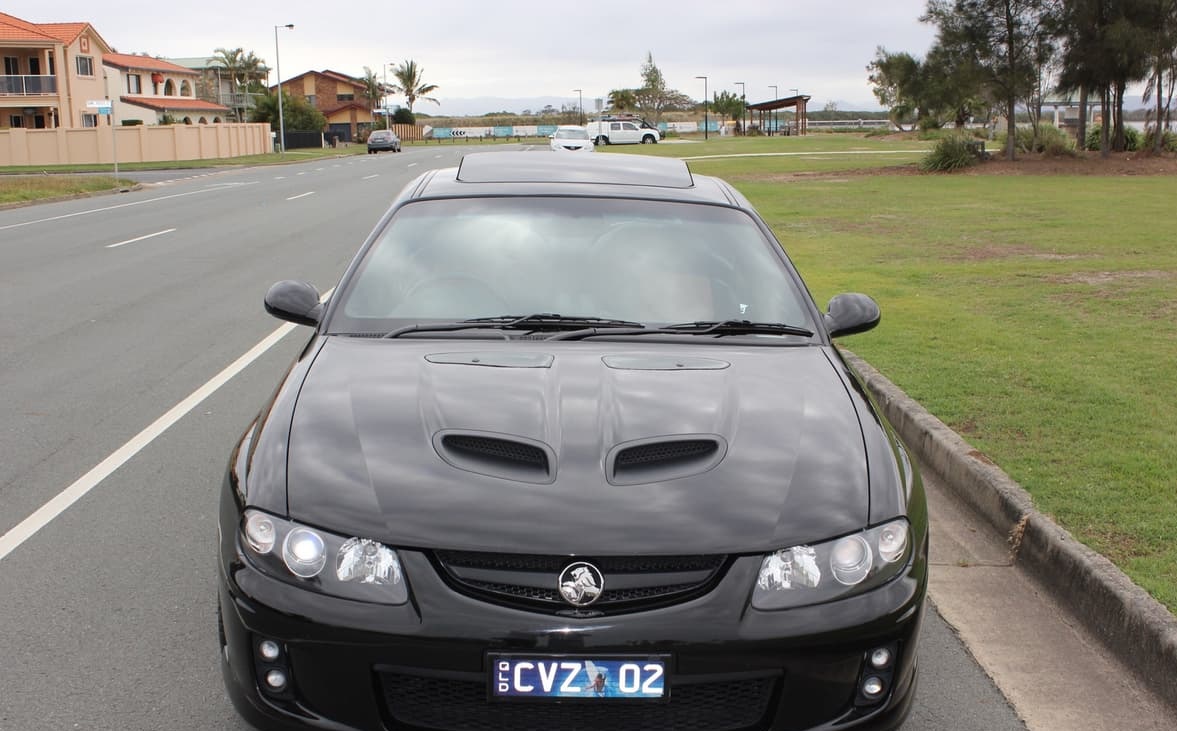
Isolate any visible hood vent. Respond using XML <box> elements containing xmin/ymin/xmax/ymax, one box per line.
<box><xmin>434</xmin><ymin>431</ymin><xmax>555</xmax><ymax>484</ymax></box>
<box><xmin>608</xmin><ymin>436</ymin><xmax>727</xmax><ymax>485</ymax></box>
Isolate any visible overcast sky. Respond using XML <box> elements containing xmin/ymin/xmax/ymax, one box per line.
<box><xmin>9</xmin><ymin>1</ymin><xmax>941</xmax><ymax>115</ymax></box>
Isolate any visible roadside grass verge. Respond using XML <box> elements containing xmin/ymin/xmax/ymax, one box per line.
<box><xmin>722</xmin><ymin>167</ymin><xmax>1177</xmax><ymax>611</ymax></box>
<box><xmin>0</xmin><ymin>175</ymin><xmax>135</xmax><ymax>204</ymax></box>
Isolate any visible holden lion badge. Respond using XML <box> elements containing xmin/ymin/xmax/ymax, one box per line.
<box><xmin>558</xmin><ymin>562</ymin><xmax>604</xmax><ymax>607</ymax></box>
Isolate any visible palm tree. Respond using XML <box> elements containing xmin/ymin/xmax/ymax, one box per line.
<box><xmin>240</xmin><ymin>51</ymin><xmax>268</xmax><ymax>92</ymax></box>
<box><xmin>212</xmin><ymin>47</ymin><xmax>247</xmax><ymax>121</ymax></box>
<box><xmin>360</xmin><ymin>66</ymin><xmax>387</xmax><ymax>129</ymax></box>
<box><xmin>608</xmin><ymin>89</ymin><xmax>637</xmax><ymax>113</ymax></box>
<box><xmin>388</xmin><ymin>59</ymin><xmax>439</xmax><ymax>112</ymax></box>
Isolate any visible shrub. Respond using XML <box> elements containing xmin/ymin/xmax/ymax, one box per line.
<box><xmin>997</xmin><ymin>123</ymin><xmax>1074</xmax><ymax>154</ymax></box>
<box><xmin>1141</xmin><ymin>128</ymin><xmax>1177</xmax><ymax>152</ymax></box>
<box><xmin>1085</xmin><ymin>125</ymin><xmax>1142</xmax><ymax>151</ymax></box>
<box><xmin>921</xmin><ymin>134</ymin><xmax>980</xmax><ymax>172</ymax></box>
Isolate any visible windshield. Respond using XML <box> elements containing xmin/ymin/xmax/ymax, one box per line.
<box><xmin>328</xmin><ymin>197</ymin><xmax>814</xmax><ymax>335</ymax></box>
<box><xmin>554</xmin><ymin>128</ymin><xmax>589</xmax><ymax>140</ymax></box>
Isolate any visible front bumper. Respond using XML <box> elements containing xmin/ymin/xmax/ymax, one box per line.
<box><xmin>218</xmin><ymin>512</ymin><xmax>926</xmax><ymax>731</ymax></box>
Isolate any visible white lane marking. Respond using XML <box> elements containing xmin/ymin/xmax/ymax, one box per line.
<box><xmin>362</xmin><ymin>174</ymin><xmax>379</xmax><ymax>180</ymax></box>
<box><xmin>407</xmin><ymin>163</ymin><xmax>418</xmax><ymax>168</ymax></box>
<box><xmin>0</xmin><ymin>290</ymin><xmax>334</xmax><ymax>563</ymax></box>
<box><xmin>297</xmin><ymin>172</ymin><xmax>306</xmax><ymax>176</ymax></box>
<box><xmin>286</xmin><ymin>192</ymin><xmax>315</xmax><ymax>201</ymax></box>
<box><xmin>274</xmin><ymin>176</ymin><xmax>286</xmax><ymax>180</ymax></box>
<box><xmin>105</xmin><ymin>228</ymin><xmax>177</xmax><ymax>249</ymax></box>
<box><xmin>0</xmin><ymin>184</ymin><xmax>257</xmax><ymax>232</ymax></box>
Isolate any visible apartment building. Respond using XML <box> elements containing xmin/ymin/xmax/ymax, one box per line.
<box><xmin>103</xmin><ymin>52</ymin><xmax>230</xmax><ymax>125</ymax></box>
<box><xmin>1</xmin><ymin>11</ymin><xmax>112</xmax><ymax>129</ymax></box>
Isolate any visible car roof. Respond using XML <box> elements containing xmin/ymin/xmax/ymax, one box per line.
<box><xmin>412</xmin><ymin>151</ymin><xmax>744</xmax><ymax>206</ymax></box>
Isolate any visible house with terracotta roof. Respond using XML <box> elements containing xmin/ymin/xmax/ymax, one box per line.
<box><xmin>1</xmin><ymin>11</ymin><xmax>112</xmax><ymax>129</ymax></box>
<box><xmin>275</xmin><ymin>69</ymin><xmax>376</xmax><ymax>142</ymax></box>
<box><xmin>103</xmin><ymin>52</ymin><xmax>230</xmax><ymax>124</ymax></box>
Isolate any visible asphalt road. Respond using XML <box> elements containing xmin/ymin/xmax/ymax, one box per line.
<box><xmin>0</xmin><ymin>146</ymin><xmax>1026</xmax><ymax>731</ymax></box>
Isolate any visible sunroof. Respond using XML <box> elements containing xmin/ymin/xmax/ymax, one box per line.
<box><xmin>456</xmin><ymin>151</ymin><xmax>695</xmax><ymax>188</ymax></box>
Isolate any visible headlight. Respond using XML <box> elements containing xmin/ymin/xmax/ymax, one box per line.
<box><xmin>752</xmin><ymin>519</ymin><xmax>911</xmax><ymax>610</ymax></box>
<box><xmin>239</xmin><ymin>509</ymin><xmax>408</xmax><ymax>604</ymax></box>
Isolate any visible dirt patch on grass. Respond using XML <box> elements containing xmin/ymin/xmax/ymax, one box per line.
<box><xmin>964</xmin><ymin>151</ymin><xmax>1177</xmax><ymax>176</ymax></box>
<box><xmin>1046</xmin><ymin>270</ymin><xmax>1173</xmax><ymax>285</ymax></box>
<box><xmin>743</xmin><ymin>149</ymin><xmax>1177</xmax><ymax>181</ymax></box>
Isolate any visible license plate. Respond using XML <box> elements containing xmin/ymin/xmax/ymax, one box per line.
<box><xmin>490</xmin><ymin>655</ymin><xmax>667</xmax><ymax>700</ymax></box>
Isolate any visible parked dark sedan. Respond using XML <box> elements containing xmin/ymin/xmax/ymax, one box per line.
<box><xmin>218</xmin><ymin>151</ymin><xmax>928</xmax><ymax>731</ymax></box>
<box><xmin>366</xmin><ymin>129</ymin><xmax>401</xmax><ymax>153</ymax></box>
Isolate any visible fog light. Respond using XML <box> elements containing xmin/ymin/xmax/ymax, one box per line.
<box><xmin>870</xmin><ymin>647</ymin><xmax>893</xmax><ymax>669</ymax></box>
<box><xmin>862</xmin><ymin>675</ymin><xmax>885</xmax><ymax>698</ymax></box>
<box><xmin>258</xmin><ymin>640</ymin><xmax>281</xmax><ymax>662</ymax></box>
<box><xmin>265</xmin><ymin>669</ymin><xmax>288</xmax><ymax>691</ymax></box>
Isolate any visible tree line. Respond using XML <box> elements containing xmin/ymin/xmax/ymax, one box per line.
<box><xmin>207</xmin><ymin>49</ymin><xmax>440</xmax><ymax>132</ymax></box>
<box><xmin>868</xmin><ymin>0</ymin><xmax>1177</xmax><ymax>159</ymax></box>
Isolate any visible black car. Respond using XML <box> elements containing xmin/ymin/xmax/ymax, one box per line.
<box><xmin>367</xmin><ymin>129</ymin><xmax>401</xmax><ymax>153</ymax></box>
<box><xmin>218</xmin><ymin>151</ymin><xmax>928</xmax><ymax>731</ymax></box>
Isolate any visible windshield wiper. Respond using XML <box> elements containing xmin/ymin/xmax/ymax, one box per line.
<box><xmin>550</xmin><ymin>319</ymin><xmax>814</xmax><ymax>341</ymax></box>
<box><xmin>382</xmin><ymin>313</ymin><xmax>645</xmax><ymax>339</ymax></box>
<box><xmin>661</xmin><ymin>320</ymin><xmax>815</xmax><ymax>337</ymax></box>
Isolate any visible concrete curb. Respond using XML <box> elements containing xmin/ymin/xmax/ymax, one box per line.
<box><xmin>843</xmin><ymin>350</ymin><xmax>1177</xmax><ymax>710</ymax></box>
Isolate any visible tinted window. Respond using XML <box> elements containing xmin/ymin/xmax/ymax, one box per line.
<box><xmin>330</xmin><ymin>198</ymin><xmax>814</xmax><ymax>335</ymax></box>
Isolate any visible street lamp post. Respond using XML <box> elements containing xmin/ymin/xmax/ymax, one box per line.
<box><xmin>274</xmin><ymin>23</ymin><xmax>294</xmax><ymax>154</ymax></box>
<box><xmin>790</xmin><ymin>88</ymin><xmax>799</xmax><ymax>135</ymax></box>
<box><xmin>734</xmin><ymin>81</ymin><xmax>745</xmax><ymax>135</ymax></box>
<box><xmin>769</xmin><ymin>85</ymin><xmax>777</xmax><ymax>135</ymax></box>
<box><xmin>695</xmin><ymin>76</ymin><xmax>708</xmax><ymax>140</ymax></box>
<box><xmin>573</xmin><ymin>89</ymin><xmax>583</xmax><ymax>124</ymax></box>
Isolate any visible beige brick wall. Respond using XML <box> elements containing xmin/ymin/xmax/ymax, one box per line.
<box><xmin>0</xmin><ymin>123</ymin><xmax>272</xmax><ymax>166</ymax></box>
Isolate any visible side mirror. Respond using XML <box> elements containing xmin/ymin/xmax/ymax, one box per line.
<box><xmin>264</xmin><ymin>280</ymin><xmax>323</xmax><ymax>327</ymax></box>
<box><xmin>823</xmin><ymin>293</ymin><xmax>880</xmax><ymax>337</ymax></box>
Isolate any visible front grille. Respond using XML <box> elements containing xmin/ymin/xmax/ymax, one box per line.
<box><xmin>434</xmin><ymin>551</ymin><xmax>727</xmax><ymax>614</ymax></box>
<box><xmin>380</xmin><ymin>672</ymin><xmax>777</xmax><ymax>731</ymax></box>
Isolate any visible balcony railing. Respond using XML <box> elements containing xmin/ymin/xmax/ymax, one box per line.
<box><xmin>218</xmin><ymin>92</ymin><xmax>259</xmax><ymax>109</ymax></box>
<box><xmin>0</xmin><ymin>75</ymin><xmax>58</xmax><ymax>96</ymax></box>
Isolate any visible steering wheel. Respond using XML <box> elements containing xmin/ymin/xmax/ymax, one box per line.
<box><xmin>402</xmin><ymin>275</ymin><xmax>511</xmax><ymax>315</ymax></box>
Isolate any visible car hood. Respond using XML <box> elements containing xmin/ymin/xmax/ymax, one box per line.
<box><xmin>552</xmin><ymin>139</ymin><xmax>592</xmax><ymax>150</ymax></box>
<box><xmin>286</xmin><ymin>337</ymin><xmax>869</xmax><ymax>555</ymax></box>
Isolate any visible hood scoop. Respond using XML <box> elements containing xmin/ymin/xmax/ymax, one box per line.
<box><xmin>608</xmin><ymin>435</ymin><xmax>727</xmax><ymax>485</ymax></box>
<box><xmin>434</xmin><ymin>431</ymin><xmax>556</xmax><ymax>484</ymax></box>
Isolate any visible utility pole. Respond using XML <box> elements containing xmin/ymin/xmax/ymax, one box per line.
<box><xmin>734</xmin><ymin>81</ymin><xmax>745</xmax><ymax>135</ymax></box>
<box><xmin>274</xmin><ymin>23</ymin><xmax>294</xmax><ymax>153</ymax></box>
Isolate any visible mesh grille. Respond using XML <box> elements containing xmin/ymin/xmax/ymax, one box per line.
<box><xmin>438</xmin><ymin>552</ymin><xmax>724</xmax><ymax>574</ymax></box>
<box><xmin>442</xmin><ymin>434</ymin><xmax>549</xmax><ymax>470</ymax></box>
<box><xmin>380</xmin><ymin>672</ymin><xmax>776</xmax><ymax>731</ymax></box>
<box><xmin>434</xmin><ymin>552</ymin><xmax>727</xmax><ymax>613</ymax></box>
<box><xmin>615</xmin><ymin>439</ymin><xmax>718</xmax><ymax>468</ymax></box>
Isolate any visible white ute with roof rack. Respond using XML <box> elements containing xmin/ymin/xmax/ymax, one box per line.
<box><xmin>584</xmin><ymin>115</ymin><xmax>661</xmax><ymax>145</ymax></box>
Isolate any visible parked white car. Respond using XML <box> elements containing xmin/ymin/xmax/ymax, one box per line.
<box><xmin>549</xmin><ymin>125</ymin><xmax>595</xmax><ymax>152</ymax></box>
<box><xmin>584</xmin><ymin>117</ymin><xmax>661</xmax><ymax>145</ymax></box>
